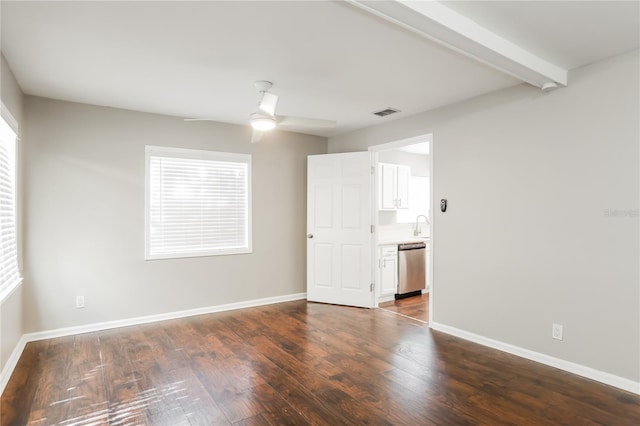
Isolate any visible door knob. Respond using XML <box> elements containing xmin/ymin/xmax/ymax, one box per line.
<box><xmin>307</xmin><ymin>234</ymin><xmax>314</xmax><ymax>239</ymax></box>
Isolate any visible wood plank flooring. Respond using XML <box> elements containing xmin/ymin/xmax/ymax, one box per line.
<box><xmin>2</xmin><ymin>300</ymin><xmax>639</xmax><ymax>425</ymax></box>
<box><xmin>379</xmin><ymin>293</ymin><xmax>429</xmax><ymax>322</ymax></box>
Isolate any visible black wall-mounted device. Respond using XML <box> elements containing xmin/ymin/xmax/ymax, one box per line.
<box><xmin>440</xmin><ymin>199</ymin><xmax>447</xmax><ymax>212</ymax></box>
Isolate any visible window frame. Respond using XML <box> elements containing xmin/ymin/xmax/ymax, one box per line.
<box><xmin>144</xmin><ymin>145</ymin><xmax>252</xmax><ymax>260</ymax></box>
<box><xmin>0</xmin><ymin>102</ymin><xmax>23</xmax><ymax>303</ymax></box>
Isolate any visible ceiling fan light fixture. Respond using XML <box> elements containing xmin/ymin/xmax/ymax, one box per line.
<box><xmin>250</xmin><ymin>114</ymin><xmax>276</xmax><ymax>131</ymax></box>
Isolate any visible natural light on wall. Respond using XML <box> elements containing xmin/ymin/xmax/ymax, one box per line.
<box><xmin>0</xmin><ymin>113</ymin><xmax>22</xmax><ymax>302</ymax></box>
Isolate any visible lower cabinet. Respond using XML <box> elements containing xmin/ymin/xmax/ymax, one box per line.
<box><xmin>379</xmin><ymin>245</ymin><xmax>398</xmax><ymax>296</ymax></box>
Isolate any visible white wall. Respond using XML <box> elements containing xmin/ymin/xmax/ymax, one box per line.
<box><xmin>1</xmin><ymin>54</ymin><xmax>23</xmax><ymax>126</ymax></box>
<box><xmin>0</xmin><ymin>52</ymin><xmax>24</xmax><ymax>374</ymax></box>
<box><xmin>22</xmin><ymin>96</ymin><xmax>327</xmax><ymax>332</ymax></box>
<box><xmin>330</xmin><ymin>50</ymin><xmax>640</xmax><ymax>382</ymax></box>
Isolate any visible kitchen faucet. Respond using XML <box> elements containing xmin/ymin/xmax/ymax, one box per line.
<box><xmin>413</xmin><ymin>214</ymin><xmax>430</xmax><ymax>236</ymax></box>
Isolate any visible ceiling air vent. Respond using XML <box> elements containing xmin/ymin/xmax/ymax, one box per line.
<box><xmin>373</xmin><ymin>108</ymin><xmax>400</xmax><ymax>117</ymax></box>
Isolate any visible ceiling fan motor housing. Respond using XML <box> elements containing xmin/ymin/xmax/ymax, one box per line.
<box><xmin>250</xmin><ymin>112</ymin><xmax>276</xmax><ymax>130</ymax></box>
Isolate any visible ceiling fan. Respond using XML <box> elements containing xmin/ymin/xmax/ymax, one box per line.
<box><xmin>185</xmin><ymin>81</ymin><xmax>336</xmax><ymax>143</ymax></box>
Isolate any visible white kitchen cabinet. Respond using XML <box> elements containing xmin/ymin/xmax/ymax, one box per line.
<box><xmin>378</xmin><ymin>163</ymin><xmax>410</xmax><ymax>210</ymax></box>
<box><xmin>379</xmin><ymin>163</ymin><xmax>397</xmax><ymax>210</ymax></box>
<box><xmin>379</xmin><ymin>245</ymin><xmax>398</xmax><ymax>296</ymax></box>
<box><xmin>396</xmin><ymin>166</ymin><xmax>410</xmax><ymax>209</ymax></box>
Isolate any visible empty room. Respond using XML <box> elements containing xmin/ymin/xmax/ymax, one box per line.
<box><xmin>0</xmin><ymin>1</ymin><xmax>639</xmax><ymax>425</ymax></box>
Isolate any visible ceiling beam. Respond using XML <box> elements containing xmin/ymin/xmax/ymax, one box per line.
<box><xmin>348</xmin><ymin>0</ymin><xmax>568</xmax><ymax>88</ymax></box>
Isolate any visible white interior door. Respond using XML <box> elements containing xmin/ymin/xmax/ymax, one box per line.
<box><xmin>307</xmin><ymin>152</ymin><xmax>373</xmax><ymax>308</ymax></box>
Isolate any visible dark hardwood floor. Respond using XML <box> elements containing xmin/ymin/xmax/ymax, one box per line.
<box><xmin>2</xmin><ymin>300</ymin><xmax>638</xmax><ymax>425</ymax></box>
<box><xmin>379</xmin><ymin>293</ymin><xmax>429</xmax><ymax>323</ymax></box>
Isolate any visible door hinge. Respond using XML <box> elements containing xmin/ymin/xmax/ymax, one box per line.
<box><xmin>370</xmin><ymin>283</ymin><xmax>375</xmax><ymax>292</ymax></box>
<box><xmin>370</xmin><ymin>224</ymin><xmax>375</xmax><ymax>234</ymax></box>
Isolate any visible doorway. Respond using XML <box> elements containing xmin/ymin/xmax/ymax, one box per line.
<box><xmin>369</xmin><ymin>134</ymin><xmax>434</xmax><ymax>323</ymax></box>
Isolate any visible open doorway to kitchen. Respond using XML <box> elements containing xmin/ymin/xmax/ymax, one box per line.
<box><xmin>369</xmin><ymin>134</ymin><xmax>433</xmax><ymax>324</ymax></box>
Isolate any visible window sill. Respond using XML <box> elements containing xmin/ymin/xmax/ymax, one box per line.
<box><xmin>0</xmin><ymin>277</ymin><xmax>23</xmax><ymax>305</ymax></box>
<box><xmin>145</xmin><ymin>248</ymin><xmax>253</xmax><ymax>261</ymax></box>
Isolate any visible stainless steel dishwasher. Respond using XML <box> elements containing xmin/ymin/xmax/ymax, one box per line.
<box><xmin>396</xmin><ymin>242</ymin><xmax>426</xmax><ymax>299</ymax></box>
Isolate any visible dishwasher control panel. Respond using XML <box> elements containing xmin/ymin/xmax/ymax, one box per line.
<box><xmin>398</xmin><ymin>242</ymin><xmax>426</xmax><ymax>251</ymax></box>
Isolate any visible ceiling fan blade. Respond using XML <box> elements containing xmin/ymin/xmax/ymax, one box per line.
<box><xmin>258</xmin><ymin>92</ymin><xmax>278</xmax><ymax>116</ymax></box>
<box><xmin>251</xmin><ymin>129</ymin><xmax>264</xmax><ymax>144</ymax></box>
<box><xmin>184</xmin><ymin>118</ymin><xmax>219</xmax><ymax>121</ymax></box>
<box><xmin>278</xmin><ymin>115</ymin><xmax>336</xmax><ymax>128</ymax></box>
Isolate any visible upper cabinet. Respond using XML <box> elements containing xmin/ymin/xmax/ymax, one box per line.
<box><xmin>396</xmin><ymin>166</ymin><xmax>410</xmax><ymax>209</ymax></box>
<box><xmin>379</xmin><ymin>163</ymin><xmax>410</xmax><ymax>210</ymax></box>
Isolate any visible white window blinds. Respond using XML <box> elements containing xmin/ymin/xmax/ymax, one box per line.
<box><xmin>0</xmin><ymin>114</ymin><xmax>21</xmax><ymax>301</ymax></box>
<box><xmin>145</xmin><ymin>146</ymin><xmax>252</xmax><ymax>259</ymax></box>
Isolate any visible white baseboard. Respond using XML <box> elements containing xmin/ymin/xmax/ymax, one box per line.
<box><xmin>25</xmin><ymin>292</ymin><xmax>307</xmax><ymax>342</ymax></box>
<box><xmin>0</xmin><ymin>334</ymin><xmax>28</xmax><ymax>395</ymax></box>
<box><xmin>430</xmin><ymin>321</ymin><xmax>640</xmax><ymax>395</ymax></box>
<box><xmin>377</xmin><ymin>294</ymin><xmax>395</xmax><ymax>304</ymax></box>
<box><xmin>0</xmin><ymin>292</ymin><xmax>306</xmax><ymax>395</ymax></box>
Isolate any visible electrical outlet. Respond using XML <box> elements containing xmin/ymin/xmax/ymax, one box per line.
<box><xmin>552</xmin><ymin>323</ymin><xmax>563</xmax><ymax>340</ymax></box>
<box><xmin>76</xmin><ymin>296</ymin><xmax>85</xmax><ymax>309</ymax></box>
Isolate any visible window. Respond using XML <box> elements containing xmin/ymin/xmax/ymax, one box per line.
<box><xmin>0</xmin><ymin>111</ymin><xmax>21</xmax><ymax>302</ymax></box>
<box><xmin>145</xmin><ymin>146</ymin><xmax>252</xmax><ymax>260</ymax></box>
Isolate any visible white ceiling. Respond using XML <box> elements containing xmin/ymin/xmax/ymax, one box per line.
<box><xmin>1</xmin><ymin>1</ymin><xmax>638</xmax><ymax>138</ymax></box>
<box><xmin>442</xmin><ymin>1</ymin><xmax>640</xmax><ymax>70</ymax></box>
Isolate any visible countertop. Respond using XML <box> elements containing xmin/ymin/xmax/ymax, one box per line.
<box><xmin>378</xmin><ymin>237</ymin><xmax>430</xmax><ymax>246</ymax></box>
